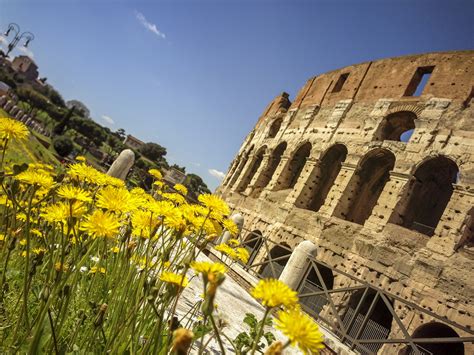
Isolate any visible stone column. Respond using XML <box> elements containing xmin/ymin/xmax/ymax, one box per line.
<box><xmin>279</xmin><ymin>240</ymin><xmax>317</xmax><ymax>290</ymax></box>
<box><xmin>0</xmin><ymin>95</ymin><xmax>7</xmax><ymax>106</ymax></box>
<box><xmin>219</xmin><ymin>213</ymin><xmax>244</xmax><ymax>244</ymax></box>
<box><xmin>234</xmin><ymin>153</ymin><xmax>258</xmax><ymax>193</ymax></box>
<box><xmin>318</xmin><ymin>162</ymin><xmax>357</xmax><ymax>217</ymax></box>
<box><xmin>4</xmin><ymin>100</ymin><xmax>13</xmax><ymax>112</ymax></box>
<box><xmin>245</xmin><ymin>153</ymin><xmax>271</xmax><ymax>196</ymax></box>
<box><xmin>285</xmin><ymin>157</ymin><xmax>318</xmax><ymax>206</ymax></box>
<box><xmin>262</xmin><ymin>155</ymin><xmax>290</xmax><ymax>193</ymax></box>
<box><xmin>107</xmin><ymin>149</ymin><xmax>135</xmax><ymax>180</ymax></box>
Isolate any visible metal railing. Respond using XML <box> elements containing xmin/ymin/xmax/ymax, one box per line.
<box><xmin>226</xmin><ymin>227</ymin><xmax>474</xmax><ymax>355</ymax></box>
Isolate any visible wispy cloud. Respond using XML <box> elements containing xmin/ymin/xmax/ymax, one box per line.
<box><xmin>101</xmin><ymin>115</ymin><xmax>115</xmax><ymax>125</ymax></box>
<box><xmin>135</xmin><ymin>11</ymin><xmax>166</xmax><ymax>39</ymax></box>
<box><xmin>208</xmin><ymin>169</ymin><xmax>225</xmax><ymax>181</ymax></box>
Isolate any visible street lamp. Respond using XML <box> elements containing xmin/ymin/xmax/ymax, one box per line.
<box><xmin>1</xmin><ymin>23</ymin><xmax>35</xmax><ymax>58</ymax></box>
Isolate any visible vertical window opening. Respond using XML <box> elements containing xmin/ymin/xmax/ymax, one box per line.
<box><xmin>332</xmin><ymin>73</ymin><xmax>350</xmax><ymax>93</ymax></box>
<box><xmin>404</xmin><ymin>66</ymin><xmax>434</xmax><ymax>96</ymax></box>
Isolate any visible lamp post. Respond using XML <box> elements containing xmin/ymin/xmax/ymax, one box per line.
<box><xmin>1</xmin><ymin>23</ymin><xmax>35</xmax><ymax>58</ymax></box>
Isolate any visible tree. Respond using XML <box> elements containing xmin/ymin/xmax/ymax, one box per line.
<box><xmin>53</xmin><ymin>135</ymin><xmax>74</xmax><ymax>157</ymax></box>
<box><xmin>16</xmin><ymin>86</ymin><xmax>50</xmax><ymax>113</ymax></box>
<box><xmin>53</xmin><ymin>106</ymin><xmax>75</xmax><ymax>135</ymax></box>
<box><xmin>139</xmin><ymin>142</ymin><xmax>167</xmax><ymax>161</ymax></box>
<box><xmin>69</xmin><ymin>116</ymin><xmax>107</xmax><ymax>147</ymax></box>
<box><xmin>115</xmin><ymin>128</ymin><xmax>126</xmax><ymax>140</ymax></box>
<box><xmin>184</xmin><ymin>173</ymin><xmax>211</xmax><ymax>200</ymax></box>
<box><xmin>66</xmin><ymin>100</ymin><xmax>90</xmax><ymax>118</ymax></box>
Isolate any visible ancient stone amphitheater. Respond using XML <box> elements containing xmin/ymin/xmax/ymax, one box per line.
<box><xmin>217</xmin><ymin>50</ymin><xmax>474</xmax><ymax>354</ymax></box>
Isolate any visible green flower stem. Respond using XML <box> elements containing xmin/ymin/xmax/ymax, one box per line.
<box><xmin>250</xmin><ymin>307</ymin><xmax>271</xmax><ymax>355</ymax></box>
<box><xmin>210</xmin><ymin>314</ymin><xmax>226</xmax><ymax>355</ymax></box>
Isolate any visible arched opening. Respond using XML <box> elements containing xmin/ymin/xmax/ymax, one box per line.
<box><xmin>259</xmin><ymin>243</ymin><xmax>291</xmax><ymax>279</ymax></box>
<box><xmin>299</xmin><ymin>261</ymin><xmax>334</xmax><ymax>316</ymax></box>
<box><xmin>335</xmin><ymin>149</ymin><xmax>395</xmax><ymax>225</ymax></box>
<box><xmin>236</xmin><ymin>146</ymin><xmax>266</xmax><ymax>193</ymax></box>
<box><xmin>295</xmin><ymin>144</ymin><xmax>348</xmax><ymax>211</ymax></box>
<box><xmin>390</xmin><ymin>156</ymin><xmax>459</xmax><ymax>236</ymax></box>
<box><xmin>275</xmin><ymin>142</ymin><xmax>312</xmax><ymax>191</ymax></box>
<box><xmin>228</xmin><ymin>146</ymin><xmax>254</xmax><ymax>188</ymax></box>
<box><xmin>250</xmin><ymin>142</ymin><xmax>287</xmax><ymax>197</ymax></box>
<box><xmin>400</xmin><ymin>322</ymin><xmax>464</xmax><ymax>355</ymax></box>
<box><xmin>267</xmin><ymin>117</ymin><xmax>283</xmax><ymax>138</ymax></box>
<box><xmin>342</xmin><ymin>289</ymin><xmax>393</xmax><ymax>355</ymax></box>
<box><xmin>242</xmin><ymin>230</ymin><xmax>263</xmax><ymax>266</ymax></box>
<box><xmin>375</xmin><ymin>111</ymin><xmax>417</xmax><ymax>142</ymax></box>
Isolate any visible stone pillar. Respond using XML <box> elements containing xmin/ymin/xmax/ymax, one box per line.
<box><xmin>219</xmin><ymin>213</ymin><xmax>244</xmax><ymax>244</ymax></box>
<box><xmin>279</xmin><ymin>240</ymin><xmax>317</xmax><ymax>290</ymax></box>
<box><xmin>0</xmin><ymin>95</ymin><xmax>7</xmax><ymax>106</ymax></box>
<box><xmin>245</xmin><ymin>153</ymin><xmax>271</xmax><ymax>196</ymax></box>
<box><xmin>4</xmin><ymin>100</ymin><xmax>13</xmax><ymax>112</ymax></box>
<box><xmin>15</xmin><ymin>110</ymin><xmax>24</xmax><ymax>120</ymax></box>
<box><xmin>10</xmin><ymin>106</ymin><xmax>19</xmax><ymax>117</ymax></box>
<box><xmin>234</xmin><ymin>153</ymin><xmax>258</xmax><ymax>193</ymax></box>
<box><xmin>106</xmin><ymin>149</ymin><xmax>135</xmax><ymax>180</ymax></box>
<box><xmin>285</xmin><ymin>158</ymin><xmax>318</xmax><ymax>206</ymax></box>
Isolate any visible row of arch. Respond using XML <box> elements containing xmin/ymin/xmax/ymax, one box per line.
<box><xmin>226</xmin><ymin>140</ymin><xmax>459</xmax><ymax>236</ymax></box>
<box><xmin>242</xmin><ymin>231</ymin><xmax>465</xmax><ymax>355</ymax></box>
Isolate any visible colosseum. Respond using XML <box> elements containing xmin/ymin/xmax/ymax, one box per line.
<box><xmin>217</xmin><ymin>50</ymin><xmax>474</xmax><ymax>354</ymax></box>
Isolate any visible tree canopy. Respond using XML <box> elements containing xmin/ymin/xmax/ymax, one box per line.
<box><xmin>139</xmin><ymin>142</ymin><xmax>167</xmax><ymax>162</ymax></box>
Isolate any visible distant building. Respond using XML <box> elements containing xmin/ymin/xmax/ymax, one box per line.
<box><xmin>0</xmin><ymin>81</ymin><xmax>11</xmax><ymax>96</ymax></box>
<box><xmin>164</xmin><ymin>167</ymin><xmax>186</xmax><ymax>185</ymax></box>
<box><xmin>11</xmin><ymin>55</ymin><xmax>39</xmax><ymax>81</ymax></box>
<box><xmin>123</xmin><ymin>134</ymin><xmax>145</xmax><ymax>150</ymax></box>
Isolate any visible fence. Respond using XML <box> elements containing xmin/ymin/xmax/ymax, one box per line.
<box><xmin>227</xmin><ymin>227</ymin><xmax>474</xmax><ymax>355</ymax></box>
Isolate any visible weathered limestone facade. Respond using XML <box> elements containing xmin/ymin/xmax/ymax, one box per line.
<box><xmin>218</xmin><ymin>51</ymin><xmax>474</xmax><ymax>354</ymax></box>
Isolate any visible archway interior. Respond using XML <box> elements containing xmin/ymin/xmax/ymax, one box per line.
<box><xmin>251</xmin><ymin>142</ymin><xmax>287</xmax><ymax>197</ymax></box>
<box><xmin>377</xmin><ymin>111</ymin><xmax>417</xmax><ymax>142</ymax></box>
<box><xmin>297</xmin><ymin>144</ymin><xmax>348</xmax><ymax>212</ymax></box>
<box><xmin>342</xmin><ymin>289</ymin><xmax>393</xmax><ymax>355</ymax></box>
<box><xmin>276</xmin><ymin>142</ymin><xmax>312</xmax><ymax>191</ymax></box>
<box><xmin>259</xmin><ymin>243</ymin><xmax>291</xmax><ymax>278</ymax></box>
<box><xmin>243</xmin><ymin>230</ymin><xmax>263</xmax><ymax>265</ymax></box>
<box><xmin>394</xmin><ymin>156</ymin><xmax>458</xmax><ymax>236</ymax></box>
<box><xmin>236</xmin><ymin>147</ymin><xmax>265</xmax><ymax>192</ymax></box>
<box><xmin>339</xmin><ymin>149</ymin><xmax>395</xmax><ymax>225</ymax></box>
<box><xmin>409</xmin><ymin>322</ymin><xmax>464</xmax><ymax>355</ymax></box>
<box><xmin>267</xmin><ymin>118</ymin><xmax>283</xmax><ymax>138</ymax></box>
<box><xmin>228</xmin><ymin>145</ymin><xmax>254</xmax><ymax>188</ymax></box>
<box><xmin>299</xmin><ymin>262</ymin><xmax>334</xmax><ymax>316</ymax></box>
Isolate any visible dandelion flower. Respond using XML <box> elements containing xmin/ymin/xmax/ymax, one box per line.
<box><xmin>0</xmin><ymin>117</ymin><xmax>29</xmax><ymax>140</ymax></box>
<box><xmin>174</xmin><ymin>183</ymin><xmax>188</xmax><ymax>196</ymax></box>
<box><xmin>149</xmin><ymin>168</ymin><xmax>163</xmax><ymax>180</ymax></box>
<box><xmin>275</xmin><ymin>308</ymin><xmax>325</xmax><ymax>354</ymax></box>
<box><xmin>89</xmin><ymin>266</ymin><xmax>106</xmax><ymax>274</ymax></box>
<box><xmin>235</xmin><ymin>247</ymin><xmax>250</xmax><ymax>264</ymax></box>
<box><xmin>171</xmin><ymin>328</ymin><xmax>194</xmax><ymax>354</ymax></box>
<box><xmin>198</xmin><ymin>193</ymin><xmax>230</xmax><ymax>217</ymax></box>
<box><xmin>250</xmin><ymin>279</ymin><xmax>298</xmax><ymax>309</ymax></box>
<box><xmin>162</xmin><ymin>192</ymin><xmax>186</xmax><ymax>205</ymax></box>
<box><xmin>96</xmin><ymin>186</ymin><xmax>137</xmax><ymax>214</ymax></box>
<box><xmin>223</xmin><ymin>218</ymin><xmax>239</xmax><ymax>236</ymax></box>
<box><xmin>75</xmin><ymin>155</ymin><xmax>86</xmax><ymax>162</ymax></box>
<box><xmin>191</xmin><ymin>261</ymin><xmax>227</xmax><ymax>276</ymax></box>
<box><xmin>57</xmin><ymin>185</ymin><xmax>92</xmax><ymax>203</ymax></box>
<box><xmin>159</xmin><ymin>271</ymin><xmax>189</xmax><ymax>288</ymax></box>
<box><xmin>81</xmin><ymin>210</ymin><xmax>121</xmax><ymax>239</ymax></box>
<box><xmin>16</xmin><ymin>170</ymin><xmax>54</xmax><ymax>190</ymax></box>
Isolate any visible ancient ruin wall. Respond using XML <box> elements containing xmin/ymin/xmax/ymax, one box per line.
<box><xmin>218</xmin><ymin>50</ymin><xmax>474</xmax><ymax>353</ymax></box>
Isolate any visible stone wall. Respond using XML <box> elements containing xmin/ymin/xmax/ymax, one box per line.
<box><xmin>218</xmin><ymin>51</ymin><xmax>474</xmax><ymax>353</ymax></box>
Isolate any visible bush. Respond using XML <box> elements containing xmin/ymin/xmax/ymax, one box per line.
<box><xmin>53</xmin><ymin>135</ymin><xmax>74</xmax><ymax>157</ymax></box>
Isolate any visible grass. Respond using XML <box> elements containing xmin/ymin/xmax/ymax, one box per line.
<box><xmin>0</xmin><ymin>108</ymin><xmax>59</xmax><ymax>166</ymax></box>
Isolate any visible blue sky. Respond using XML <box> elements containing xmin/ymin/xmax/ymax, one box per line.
<box><xmin>1</xmin><ymin>0</ymin><xmax>473</xmax><ymax>190</ymax></box>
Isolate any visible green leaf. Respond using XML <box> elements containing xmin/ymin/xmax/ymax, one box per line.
<box><xmin>243</xmin><ymin>313</ymin><xmax>257</xmax><ymax>329</ymax></box>
<box><xmin>263</xmin><ymin>332</ymin><xmax>276</xmax><ymax>346</ymax></box>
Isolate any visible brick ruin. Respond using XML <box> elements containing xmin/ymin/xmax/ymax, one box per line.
<box><xmin>217</xmin><ymin>50</ymin><xmax>474</xmax><ymax>354</ymax></box>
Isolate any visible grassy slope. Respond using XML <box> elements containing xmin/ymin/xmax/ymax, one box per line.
<box><xmin>0</xmin><ymin>108</ymin><xmax>59</xmax><ymax>166</ymax></box>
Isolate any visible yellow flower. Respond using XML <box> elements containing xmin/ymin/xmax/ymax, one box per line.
<box><xmin>81</xmin><ymin>210</ymin><xmax>121</xmax><ymax>239</ymax></box>
<box><xmin>32</xmin><ymin>247</ymin><xmax>46</xmax><ymax>255</ymax></box>
<box><xmin>223</xmin><ymin>218</ymin><xmax>239</xmax><ymax>236</ymax></box>
<box><xmin>159</xmin><ymin>271</ymin><xmax>189</xmax><ymax>288</ymax></box>
<box><xmin>153</xmin><ymin>180</ymin><xmax>164</xmax><ymax>189</ymax></box>
<box><xmin>96</xmin><ymin>186</ymin><xmax>137</xmax><ymax>214</ymax></box>
<box><xmin>57</xmin><ymin>185</ymin><xmax>92</xmax><ymax>203</ymax></box>
<box><xmin>162</xmin><ymin>192</ymin><xmax>186</xmax><ymax>205</ymax></box>
<box><xmin>171</xmin><ymin>328</ymin><xmax>194</xmax><ymax>354</ymax></box>
<box><xmin>251</xmin><ymin>279</ymin><xmax>298</xmax><ymax>309</ymax></box>
<box><xmin>75</xmin><ymin>155</ymin><xmax>86</xmax><ymax>162</ymax></box>
<box><xmin>0</xmin><ymin>233</ymin><xmax>5</xmax><ymax>241</ymax></box>
<box><xmin>198</xmin><ymin>194</ymin><xmax>230</xmax><ymax>216</ymax></box>
<box><xmin>275</xmin><ymin>308</ymin><xmax>325</xmax><ymax>354</ymax></box>
<box><xmin>191</xmin><ymin>261</ymin><xmax>227</xmax><ymax>276</ymax></box>
<box><xmin>174</xmin><ymin>183</ymin><xmax>188</xmax><ymax>196</ymax></box>
<box><xmin>16</xmin><ymin>170</ymin><xmax>54</xmax><ymax>190</ymax></box>
<box><xmin>163</xmin><ymin>208</ymin><xmax>187</xmax><ymax>233</ymax></box>
<box><xmin>0</xmin><ymin>117</ymin><xmax>29</xmax><ymax>140</ymax></box>
<box><xmin>67</xmin><ymin>163</ymin><xmax>105</xmax><ymax>185</ymax></box>
<box><xmin>41</xmin><ymin>201</ymin><xmax>86</xmax><ymax>223</ymax></box>
<box><xmin>228</xmin><ymin>238</ymin><xmax>240</xmax><ymax>247</ymax></box>
<box><xmin>20</xmin><ymin>238</ymin><xmax>27</xmax><ymax>246</ymax></box>
<box><xmin>131</xmin><ymin>210</ymin><xmax>160</xmax><ymax>238</ymax></box>
<box><xmin>54</xmin><ymin>262</ymin><xmax>69</xmax><ymax>272</ymax></box>
<box><xmin>89</xmin><ymin>266</ymin><xmax>106</xmax><ymax>274</ymax></box>
<box><xmin>149</xmin><ymin>168</ymin><xmax>163</xmax><ymax>180</ymax></box>
<box><xmin>110</xmin><ymin>246</ymin><xmax>120</xmax><ymax>253</ymax></box>
<box><xmin>265</xmin><ymin>341</ymin><xmax>283</xmax><ymax>355</ymax></box>
<box><xmin>235</xmin><ymin>247</ymin><xmax>250</xmax><ymax>264</ymax></box>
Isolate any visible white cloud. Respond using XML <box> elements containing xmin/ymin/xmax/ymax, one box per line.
<box><xmin>208</xmin><ymin>169</ymin><xmax>225</xmax><ymax>181</ymax></box>
<box><xmin>135</xmin><ymin>11</ymin><xmax>166</xmax><ymax>39</ymax></box>
<box><xmin>101</xmin><ymin>115</ymin><xmax>115</xmax><ymax>125</ymax></box>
